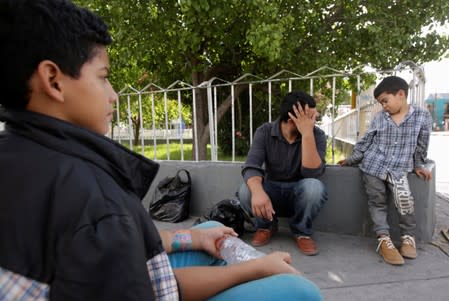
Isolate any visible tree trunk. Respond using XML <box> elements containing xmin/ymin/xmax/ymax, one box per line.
<box><xmin>198</xmin><ymin>85</ymin><xmax>248</xmax><ymax>160</ymax></box>
<box><xmin>132</xmin><ymin>116</ymin><xmax>140</xmax><ymax>147</ymax></box>
<box><xmin>191</xmin><ymin>67</ymin><xmax>207</xmax><ymax>160</ymax></box>
<box><xmin>237</xmin><ymin>97</ymin><xmax>242</xmax><ymax>131</ymax></box>
<box><xmin>191</xmin><ymin>62</ymin><xmax>248</xmax><ymax>160</ymax></box>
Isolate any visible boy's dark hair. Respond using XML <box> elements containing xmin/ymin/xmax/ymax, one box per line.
<box><xmin>279</xmin><ymin>90</ymin><xmax>316</xmax><ymax>122</ymax></box>
<box><xmin>0</xmin><ymin>0</ymin><xmax>112</xmax><ymax>110</ymax></box>
<box><xmin>373</xmin><ymin>76</ymin><xmax>409</xmax><ymax>99</ymax></box>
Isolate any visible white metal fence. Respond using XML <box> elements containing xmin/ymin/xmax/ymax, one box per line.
<box><xmin>115</xmin><ymin>62</ymin><xmax>426</xmax><ymax>162</ymax></box>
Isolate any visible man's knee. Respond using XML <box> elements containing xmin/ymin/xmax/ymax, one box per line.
<box><xmin>295</xmin><ymin>178</ymin><xmax>327</xmax><ymax>201</ymax></box>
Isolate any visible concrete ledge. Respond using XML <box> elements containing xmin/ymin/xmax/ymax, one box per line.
<box><xmin>143</xmin><ymin>161</ymin><xmax>436</xmax><ymax>242</ymax></box>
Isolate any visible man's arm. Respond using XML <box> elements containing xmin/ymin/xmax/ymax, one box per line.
<box><xmin>241</xmin><ymin>125</ymin><xmax>275</xmax><ymax>221</ymax></box>
<box><xmin>301</xmin><ymin>131</ymin><xmax>322</xmax><ymax>168</ymax></box>
<box><xmin>294</xmin><ymin>105</ymin><xmax>322</xmax><ymax>169</ymax></box>
<box><xmin>241</xmin><ymin>125</ymin><xmax>267</xmax><ymax>182</ymax></box>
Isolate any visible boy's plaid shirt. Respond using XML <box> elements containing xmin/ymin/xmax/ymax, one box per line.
<box><xmin>0</xmin><ymin>267</ymin><xmax>49</xmax><ymax>301</ymax></box>
<box><xmin>346</xmin><ymin>105</ymin><xmax>432</xmax><ymax>180</ymax></box>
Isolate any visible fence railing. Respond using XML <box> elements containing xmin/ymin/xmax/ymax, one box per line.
<box><xmin>319</xmin><ymin>102</ymin><xmax>383</xmax><ymax>144</ymax></box>
<box><xmin>114</xmin><ymin>62</ymin><xmax>426</xmax><ymax>162</ymax></box>
<box><xmin>111</xmin><ymin>127</ymin><xmax>192</xmax><ymax>141</ymax></box>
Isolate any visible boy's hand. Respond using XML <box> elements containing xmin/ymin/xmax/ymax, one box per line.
<box><xmin>253</xmin><ymin>251</ymin><xmax>300</xmax><ymax>276</ymax></box>
<box><xmin>192</xmin><ymin>227</ymin><xmax>238</xmax><ymax>258</ymax></box>
<box><xmin>415</xmin><ymin>168</ymin><xmax>432</xmax><ymax>181</ymax></box>
<box><xmin>337</xmin><ymin>159</ymin><xmax>347</xmax><ymax>166</ymax></box>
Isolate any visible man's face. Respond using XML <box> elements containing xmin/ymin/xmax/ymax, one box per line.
<box><xmin>62</xmin><ymin>46</ymin><xmax>117</xmax><ymax>135</ymax></box>
<box><xmin>376</xmin><ymin>91</ymin><xmax>405</xmax><ymax>115</ymax></box>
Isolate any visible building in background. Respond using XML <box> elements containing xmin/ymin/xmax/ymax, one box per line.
<box><xmin>426</xmin><ymin>93</ymin><xmax>449</xmax><ymax>131</ymax></box>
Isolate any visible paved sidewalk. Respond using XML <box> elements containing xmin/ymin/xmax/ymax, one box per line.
<box><xmin>155</xmin><ymin>132</ymin><xmax>449</xmax><ymax>300</ymax></box>
<box><xmin>155</xmin><ymin>192</ymin><xmax>449</xmax><ymax>301</ymax></box>
<box><xmin>429</xmin><ymin>132</ymin><xmax>449</xmax><ymax>194</ymax></box>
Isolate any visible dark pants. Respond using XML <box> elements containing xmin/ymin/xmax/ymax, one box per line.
<box><xmin>238</xmin><ymin>178</ymin><xmax>328</xmax><ymax>236</ymax></box>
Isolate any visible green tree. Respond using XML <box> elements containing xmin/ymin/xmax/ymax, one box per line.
<box><xmin>75</xmin><ymin>0</ymin><xmax>449</xmax><ymax>159</ymax></box>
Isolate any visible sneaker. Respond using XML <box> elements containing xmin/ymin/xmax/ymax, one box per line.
<box><xmin>400</xmin><ymin>235</ymin><xmax>417</xmax><ymax>259</ymax></box>
<box><xmin>376</xmin><ymin>236</ymin><xmax>404</xmax><ymax>265</ymax></box>
<box><xmin>251</xmin><ymin>226</ymin><xmax>277</xmax><ymax>246</ymax></box>
<box><xmin>296</xmin><ymin>236</ymin><xmax>319</xmax><ymax>256</ymax></box>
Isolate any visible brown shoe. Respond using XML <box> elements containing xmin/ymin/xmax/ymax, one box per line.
<box><xmin>251</xmin><ymin>228</ymin><xmax>277</xmax><ymax>246</ymax></box>
<box><xmin>400</xmin><ymin>235</ymin><xmax>417</xmax><ymax>259</ymax></box>
<box><xmin>376</xmin><ymin>236</ymin><xmax>404</xmax><ymax>265</ymax></box>
<box><xmin>296</xmin><ymin>236</ymin><xmax>318</xmax><ymax>256</ymax></box>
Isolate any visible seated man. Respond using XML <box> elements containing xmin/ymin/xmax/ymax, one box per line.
<box><xmin>238</xmin><ymin>91</ymin><xmax>328</xmax><ymax>255</ymax></box>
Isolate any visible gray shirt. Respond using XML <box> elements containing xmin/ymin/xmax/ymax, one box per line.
<box><xmin>242</xmin><ymin>118</ymin><xmax>327</xmax><ymax>182</ymax></box>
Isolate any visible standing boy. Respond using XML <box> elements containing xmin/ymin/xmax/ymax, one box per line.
<box><xmin>339</xmin><ymin>76</ymin><xmax>432</xmax><ymax>265</ymax></box>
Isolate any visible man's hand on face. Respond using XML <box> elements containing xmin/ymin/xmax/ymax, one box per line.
<box><xmin>288</xmin><ymin>103</ymin><xmax>316</xmax><ymax>136</ymax></box>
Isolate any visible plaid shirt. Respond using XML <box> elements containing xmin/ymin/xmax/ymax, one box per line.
<box><xmin>0</xmin><ymin>251</ymin><xmax>178</xmax><ymax>301</ymax></box>
<box><xmin>346</xmin><ymin>105</ymin><xmax>432</xmax><ymax>180</ymax></box>
<box><xmin>147</xmin><ymin>252</ymin><xmax>179</xmax><ymax>300</ymax></box>
<box><xmin>0</xmin><ymin>267</ymin><xmax>49</xmax><ymax>301</ymax></box>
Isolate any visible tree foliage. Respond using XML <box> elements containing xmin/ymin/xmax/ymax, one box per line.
<box><xmin>74</xmin><ymin>0</ymin><xmax>449</xmax><ymax>159</ymax></box>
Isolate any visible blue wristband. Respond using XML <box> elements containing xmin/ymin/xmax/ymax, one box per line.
<box><xmin>171</xmin><ymin>230</ymin><xmax>192</xmax><ymax>252</ymax></box>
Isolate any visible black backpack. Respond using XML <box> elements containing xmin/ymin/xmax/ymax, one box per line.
<box><xmin>198</xmin><ymin>199</ymin><xmax>254</xmax><ymax>236</ymax></box>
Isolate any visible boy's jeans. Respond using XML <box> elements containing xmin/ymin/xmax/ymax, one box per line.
<box><xmin>362</xmin><ymin>173</ymin><xmax>416</xmax><ymax>236</ymax></box>
<box><xmin>237</xmin><ymin>178</ymin><xmax>328</xmax><ymax>236</ymax></box>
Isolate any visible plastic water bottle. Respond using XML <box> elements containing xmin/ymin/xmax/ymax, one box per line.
<box><xmin>218</xmin><ymin>236</ymin><xmax>265</xmax><ymax>265</ymax></box>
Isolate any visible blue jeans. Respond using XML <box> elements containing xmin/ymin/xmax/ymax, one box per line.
<box><xmin>238</xmin><ymin>178</ymin><xmax>328</xmax><ymax>236</ymax></box>
<box><xmin>169</xmin><ymin>221</ymin><xmax>323</xmax><ymax>301</ymax></box>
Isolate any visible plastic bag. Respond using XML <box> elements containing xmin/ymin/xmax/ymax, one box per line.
<box><xmin>149</xmin><ymin>169</ymin><xmax>191</xmax><ymax>223</ymax></box>
<box><xmin>201</xmin><ymin>199</ymin><xmax>254</xmax><ymax>236</ymax></box>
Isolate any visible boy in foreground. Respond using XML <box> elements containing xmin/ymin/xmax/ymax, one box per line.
<box><xmin>0</xmin><ymin>0</ymin><xmax>322</xmax><ymax>300</ymax></box>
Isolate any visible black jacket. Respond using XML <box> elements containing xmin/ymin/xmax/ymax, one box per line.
<box><xmin>0</xmin><ymin>110</ymin><xmax>163</xmax><ymax>300</ymax></box>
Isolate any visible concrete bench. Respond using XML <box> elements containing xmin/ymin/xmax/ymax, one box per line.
<box><xmin>143</xmin><ymin>162</ymin><xmax>436</xmax><ymax>242</ymax></box>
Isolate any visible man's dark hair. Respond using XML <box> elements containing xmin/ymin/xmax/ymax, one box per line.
<box><xmin>373</xmin><ymin>76</ymin><xmax>409</xmax><ymax>99</ymax></box>
<box><xmin>279</xmin><ymin>90</ymin><xmax>316</xmax><ymax>122</ymax></box>
<box><xmin>0</xmin><ymin>0</ymin><xmax>112</xmax><ymax>110</ymax></box>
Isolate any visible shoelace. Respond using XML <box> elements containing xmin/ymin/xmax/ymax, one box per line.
<box><xmin>401</xmin><ymin>235</ymin><xmax>416</xmax><ymax>248</ymax></box>
<box><xmin>376</xmin><ymin>236</ymin><xmax>395</xmax><ymax>252</ymax></box>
